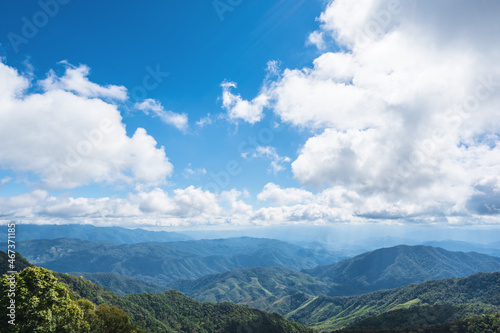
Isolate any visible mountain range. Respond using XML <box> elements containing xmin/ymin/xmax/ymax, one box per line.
<box><xmin>2</xmin><ymin>250</ymin><xmax>499</xmax><ymax>332</ymax></box>
<box><xmin>303</xmin><ymin>244</ymin><xmax>500</xmax><ymax>295</ymax></box>
<box><xmin>0</xmin><ymin>252</ymin><xmax>312</xmax><ymax>333</ymax></box>
<box><xmin>0</xmin><ymin>224</ymin><xmax>191</xmax><ymax>244</ymax></box>
<box><xmin>168</xmin><ymin>245</ymin><xmax>500</xmax><ymax>307</ymax></box>
<box><xmin>5</xmin><ymin>237</ymin><xmax>339</xmax><ymax>285</ymax></box>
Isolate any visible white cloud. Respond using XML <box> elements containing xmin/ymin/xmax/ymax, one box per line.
<box><xmin>307</xmin><ymin>30</ymin><xmax>326</xmax><ymax>50</ymax></box>
<box><xmin>245</xmin><ymin>146</ymin><xmax>291</xmax><ymax>174</ymax></box>
<box><xmin>221</xmin><ymin>81</ymin><xmax>269</xmax><ymax>124</ymax></box>
<box><xmin>196</xmin><ymin>113</ymin><xmax>214</xmax><ymax>128</ymax></box>
<box><xmin>0</xmin><ymin>61</ymin><xmax>173</xmax><ymax>189</ymax></box>
<box><xmin>2</xmin><ymin>1</ymin><xmax>500</xmax><ymax>227</ymax></box>
<box><xmin>215</xmin><ymin>0</ymin><xmax>500</xmax><ymax>223</ymax></box>
<box><xmin>40</xmin><ymin>62</ymin><xmax>127</xmax><ymax>100</ymax></box>
<box><xmin>257</xmin><ymin>183</ymin><xmax>314</xmax><ymax>206</ymax></box>
<box><xmin>0</xmin><ymin>187</ymin><xmax>226</xmax><ymax>227</ymax></box>
<box><xmin>0</xmin><ymin>177</ymin><xmax>11</xmax><ymax>187</ymax></box>
<box><xmin>283</xmin><ymin>0</ymin><xmax>500</xmax><ymax>222</ymax></box>
<box><xmin>182</xmin><ymin>164</ymin><xmax>207</xmax><ymax>179</ymax></box>
<box><xmin>135</xmin><ymin>98</ymin><xmax>188</xmax><ymax>131</ymax></box>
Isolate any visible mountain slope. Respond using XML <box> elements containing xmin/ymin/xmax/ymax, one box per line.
<box><xmin>303</xmin><ymin>245</ymin><xmax>500</xmax><ymax>295</ymax></box>
<box><xmin>339</xmin><ymin>311</ymin><xmax>500</xmax><ymax>333</ymax></box>
<box><xmin>1</xmin><ymin>253</ymin><xmax>313</xmax><ymax>333</ymax></box>
<box><xmin>284</xmin><ymin>272</ymin><xmax>500</xmax><ymax>331</ymax></box>
<box><xmin>56</xmin><ymin>269</ymin><xmax>313</xmax><ymax>332</ymax></box>
<box><xmin>9</xmin><ymin>237</ymin><xmax>338</xmax><ymax>284</ymax></box>
<box><xmin>168</xmin><ymin>266</ymin><xmax>334</xmax><ymax>309</ymax></box>
<box><xmin>166</xmin><ymin>245</ymin><xmax>500</xmax><ymax>315</ymax></box>
<box><xmin>72</xmin><ymin>272</ymin><xmax>169</xmax><ymax>296</ymax></box>
<box><xmin>0</xmin><ymin>224</ymin><xmax>191</xmax><ymax>244</ymax></box>
<box><xmin>339</xmin><ymin>304</ymin><xmax>497</xmax><ymax>332</ymax></box>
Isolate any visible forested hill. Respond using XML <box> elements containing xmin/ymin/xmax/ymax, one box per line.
<box><xmin>0</xmin><ymin>256</ymin><xmax>313</xmax><ymax>332</ymax></box>
<box><xmin>166</xmin><ymin>245</ymin><xmax>500</xmax><ymax>318</ymax></box>
<box><xmin>285</xmin><ymin>272</ymin><xmax>500</xmax><ymax>331</ymax></box>
<box><xmin>338</xmin><ymin>305</ymin><xmax>500</xmax><ymax>332</ymax></box>
<box><xmin>303</xmin><ymin>244</ymin><xmax>500</xmax><ymax>295</ymax></box>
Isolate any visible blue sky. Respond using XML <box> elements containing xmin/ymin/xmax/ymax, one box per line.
<box><xmin>0</xmin><ymin>0</ymin><xmax>321</xmax><ymax>197</ymax></box>
<box><xmin>0</xmin><ymin>0</ymin><xmax>499</xmax><ymax>229</ymax></box>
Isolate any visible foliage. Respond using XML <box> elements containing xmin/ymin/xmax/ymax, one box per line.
<box><xmin>0</xmin><ymin>251</ymin><xmax>33</xmax><ymax>274</ymax></box>
<box><xmin>0</xmin><ymin>266</ymin><xmax>88</xmax><ymax>332</ymax></box>
<box><xmin>55</xmin><ymin>268</ymin><xmax>312</xmax><ymax>332</ymax></box>
<box><xmin>284</xmin><ymin>272</ymin><xmax>500</xmax><ymax>331</ymax></box>
<box><xmin>168</xmin><ymin>266</ymin><xmax>334</xmax><ymax>309</ymax></box>
<box><xmin>337</xmin><ymin>311</ymin><xmax>500</xmax><ymax>333</ymax></box>
<box><xmin>0</xmin><ymin>266</ymin><xmax>142</xmax><ymax>333</ymax></box>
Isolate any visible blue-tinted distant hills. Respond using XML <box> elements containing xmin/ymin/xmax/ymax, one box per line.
<box><xmin>0</xmin><ymin>223</ymin><xmax>191</xmax><ymax>244</ymax></box>
<box><xmin>6</xmin><ymin>237</ymin><xmax>341</xmax><ymax>285</ymax></box>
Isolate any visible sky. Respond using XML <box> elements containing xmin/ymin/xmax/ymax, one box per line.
<box><xmin>0</xmin><ymin>0</ymin><xmax>499</xmax><ymax>230</ymax></box>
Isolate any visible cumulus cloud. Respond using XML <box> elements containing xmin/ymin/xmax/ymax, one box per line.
<box><xmin>2</xmin><ymin>1</ymin><xmax>500</xmax><ymax>227</ymax></box>
<box><xmin>0</xmin><ymin>187</ymin><xmax>225</xmax><ymax>226</ymax></box>
<box><xmin>217</xmin><ymin>0</ymin><xmax>500</xmax><ymax>224</ymax></box>
<box><xmin>135</xmin><ymin>99</ymin><xmax>188</xmax><ymax>131</ymax></box>
<box><xmin>0</xmin><ymin>61</ymin><xmax>173</xmax><ymax>189</ymax></box>
<box><xmin>221</xmin><ymin>81</ymin><xmax>269</xmax><ymax>124</ymax></box>
<box><xmin>306</xmin><ymin>30</ymin><xmax>326</xmax><ymax>50</ymax></box>
<box><xmin>257</xmin><ymin>183</ymin><xmax>314</xmax><ymax>206</ymax></box>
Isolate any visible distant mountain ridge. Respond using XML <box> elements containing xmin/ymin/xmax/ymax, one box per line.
<box><xmin>8</xmin><ymin>237</ymin><xmax>339</xmax><ymax>285</ymax></box>
<box><xmin>303</xmin><ymin>244</ymin><xmax>500</xmax><ymax>295</ymax></box>
<box><xmin>0</xmin><ymin>224</ymin><xmax>191</xmax><ymax>244</ymax></box>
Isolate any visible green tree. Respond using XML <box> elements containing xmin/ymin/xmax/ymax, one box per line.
<box><xmin>0</xmin><ymin>267</ymin><xmax>89</xmax><ymax>333</ymax></box>
<box><xmin>94</xmin><ymin>304</ymin><xmax>142</xmax><ymax>333</ymax></box>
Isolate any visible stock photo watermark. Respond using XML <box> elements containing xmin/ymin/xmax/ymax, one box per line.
<box><xmin>7</xmin><ymin>0</ymin><xmax>72</xmax><ymax>54</ymax></box>
<box><xmin>397</xmin><ymin>74</ymin><xmax>500</xmax><ymax>178</ymax></box>
<box><xmin>5</xmin><ymin>222</ymin><xmax>17</xmax><ymax>326</ymax></box>
<box><xmin>50</xmin><ymin>117</ymin><xmax>115</xmax><ymax>177</ymax></box>
<box><xmin>213</xmin><ymin>0</ymin><xmax>243</xmax><ymax>21</ymax></box>
<box><xmin>351</xmin><ymin>0</ymin><xmax>408</xmax><ymax>49</ymax></box>
<box><xmin>129</xmin><ymin>64</ymin><xmax>170</xmax><ymax>104</ymax></box>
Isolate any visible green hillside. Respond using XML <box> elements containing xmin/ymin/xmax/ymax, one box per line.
<box><xmin>57</xmin><ymin>271</ymin><xmax>313</xmax><ymax>332</ymax></box>
<box><xmin>339</xmin><ymin>304</ymin><xmax>498</xmax><ymax>332</ymax></box>
<box><xmin>72</xmin><ymin>272</ymin><xmax>168</xmax><ymax>296</ymax></box>
<box><xmin>168</xmin><ymin>266</ymin><xmax>334</xmax><ymax>308</ymax></box>
<box><xmin>166</xmin><ymin>245</ymin><xmax>500</xmax><ymax>320</ymax></box>
<box><xmin>338</xmin><ymin>311</ymin><xmax>500</xmax><ymax>333</ymax></box>
<box><xmin>0</xmin><ymin>262</ymin><xmax>312</xmax><ymax>332</ymax></box>
<box><xmin>285</xmin><ymin>272</ymin><xmax>500</xmax><ymax>331</ymax></box>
